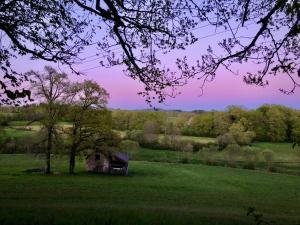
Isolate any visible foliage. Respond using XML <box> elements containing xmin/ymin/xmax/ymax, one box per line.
<box><xmin>291</xmin><ymin>117</ymin><xmax>300</xmax><ymax>147</ymax></box>
<box><xmin>0</xmin><ymin>114</ymin><xmax>10</xmax><ymax>126</ymax></box>
<box><xmin>65</xmin><ymin>80</ymin><xmax>110</xmax><ymax>174</ymax></box>
<box><xmin>177</xmin><ymin>0</ymin><xmax>300</xmax><ymax>95</ymax></box>
<box><xmin>119</xmin><ymin>140</ymin><xmax>140</xmax><ymax>159</ymax></box>
<box><xmin>1</xmin><ymin>0</ymin><xmax>299</xmax><ymax>106</ymax></box>
<box><xmin>28</xmin><ymin>66</ymin><xmax>70</xmax><ymax>174</ymax></box>
<box><xmin>261</xmin><ymin>149</ymin><xmax>274</xmax><ymax>163</ymax></box>
<box><xmin>225</xmin><ymin>144</ymin><xmax>241</xmax><ymax>168</ymax></box>
<box><xmin>142</xmin><ymin>120</ymin><xmax>161</xmax><ymax>146</ymax></box>
<box><xmin>125</xmin><ymin>130</ymin><xmax>144</xmax><ymax>143</ymax></box>
<box><xmin>217</xmin><ymin>133</ymin><xmax>236</xmax><ymax>150</ymax></box>
<box><xmin>0</xmin><ymin>0</ymin><xmax>90</xmax><ymax>105</ymax></box>
<box><xmin>0</xmin><ymin>132</ymin><xmax>46</xmax><ymax>154</ymax></box>
<box><xmin>1</xmin><ymin>0</ymin><xmax>200</xmax><ymax>105</ymax></box>
<box><xmin>201</xmin><ymin>147</ymin><xmax>218</xmax><ymax>166</ymax></box>
<box><xmin>229</xmin><ymin>122</ymin><xmax>256</xmax><ymax>146</ymax></box>
<box><xmin>242</xmin><ymin>147</ymin><xmax>259</xmax><ymax>170</ymax></box>
<box><xmin>261</xmin><ymin>149</ymin><xmax>276</xmax><ymax>172</ymax></box>
<box><xmin>265</xmin><ymin>107</ymin><xmax>288</xmax><ymax>142</ymax></box>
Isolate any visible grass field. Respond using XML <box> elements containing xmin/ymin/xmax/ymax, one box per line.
<box><xmin>115</xmin><ymin>130</ymin><xmax>216</xmax><ymax>143</ymax></box>
<box><xmin>0</xmin><ymin>154</ymin><xmax>300</xmax><ymax>225</ymax></box>
<box><xmin>2</xmin><ymin>121</ymin><xmax>72</xmax><ymax>137</ymax></box>
<box><xmin>2</xmin><ymin>122</ymin><xmax>300</xmax><ymax>175</ymax></box>
<box><xmin>132</xmin><ymin>144</ymin><xmax>300</xmax><ymax>175</ymax></box>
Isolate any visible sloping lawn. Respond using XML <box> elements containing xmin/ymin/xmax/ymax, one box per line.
<box><xmin>0</xmin><ymin>154</ymin><xmax>299</xmax><ymax>225</ymax></box>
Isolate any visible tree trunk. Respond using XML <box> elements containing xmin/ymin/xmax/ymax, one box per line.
<box><xmin>69</xmin><ymin>144</ymin><xmax>77</xmax><ymax>174</ymax></box>
<box><xmin>69</xmin><ymin>126</ymin><xmax>78</xmax><ymax>174</ymax></box>
<box><xmin>46</xmin><ymin>127</ymin><xmax>53</xmax><ymax>174</ymax></box>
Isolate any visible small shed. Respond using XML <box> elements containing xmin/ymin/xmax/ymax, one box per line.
<box><xmin>86</xmin><ymin>152</ymin><xmax>129</xmax><ymax>175</ymax></box>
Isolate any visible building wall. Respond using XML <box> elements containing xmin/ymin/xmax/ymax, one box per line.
<box><xmin>86</xmin><ymin>153</ymin><xmax>110</xmax><ymax>173</ymax></box>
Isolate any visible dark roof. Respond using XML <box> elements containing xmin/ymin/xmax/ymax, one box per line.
<box><xmin>113</xmin><ymin>152</ymin><xmax>129</xmax><ymax>163</ymax></box>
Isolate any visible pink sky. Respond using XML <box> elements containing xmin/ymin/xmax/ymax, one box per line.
<box><xmin>11</xmin><ymin>22</ymin><xmax>300</xmax><ymax>111</ymax></box>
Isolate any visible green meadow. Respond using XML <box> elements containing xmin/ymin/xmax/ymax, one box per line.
<box><xmin>0</xmin><ymin>154</ymin><xmax>300</xmax><ymax>225</ymax></box>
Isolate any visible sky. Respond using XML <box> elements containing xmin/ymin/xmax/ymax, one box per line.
<box><xmin>11</xmin><ymin>19</ymin><xmax>300</xmax><ymax>111</ymax></box>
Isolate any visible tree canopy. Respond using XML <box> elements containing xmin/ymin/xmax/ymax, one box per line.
<box><xmin>0</xmin><ymin>0</ymin><xmax>299</xmax><ymax>105</ymax></box>
<box><xmin>0</xmin><ymin>0</ymin><xmax>91</xmax><ymax>105</ymax></box>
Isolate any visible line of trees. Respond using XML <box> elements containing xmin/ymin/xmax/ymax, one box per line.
<box><xmin>110</xmin><ymin>106</ymin><xmax>300</xmax><ymax>144</ymax></box>
<box><xmin>2</xmin><ymin>104</ymin><xmax>300</xmax><ymax>145</ymax></box>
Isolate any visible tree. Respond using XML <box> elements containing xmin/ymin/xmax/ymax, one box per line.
<box><xmin>189</xmin><ymin>113</ymin><xmax>214</xmax><ymax>137</ymax></box>
<box><xmin>266</xmin><ymin>107</ymin><xmax>288</xmax><ymax>142</ymax></box>
<box><xmin>72</xmin><ymin>0</ymin><xmax>198</xmax><ymax>104</ymax></box>
<box><xmin>213</xmin><ymin>111</ymin><xmax>231</xmax><ymax>136</ymax></box>
<box><xmin>229</xmin><ymin>122</ymin><xmax>256</xmax><ymax>146</ymax></box>
<box><xmin>164</xmin><ymin>121</ymin><xmax>180</xmax><ymax>146</ymax></box>
<box><xmin>291</xmin><ymin>116</ymin><xmax>300</xmax><ymax>147</ymax></box>
<box><xmin>66</xmin><ymin>80</ymin><xmax>109</xmax><ymax>174</ymax></box>
<box><xmin>0</xmin><ymin>0</ymin><xmax>90</xmax><ymax>105</ymax></box>
<box><xmin>143</xmin><ymin>120</ymin><xmax>160</xmax><ymax>145</ymax></box>
<box><xmin>217</xmin><ymin>133</ymin><xmax>236</xmax><ymax>150</ymax></box>
<box><xmin>247</xmin><ymin>109</ymin><xmax>268</xmax><ymax>141</ymax></box>
<box><xmin>1</xmin><ymin>0</ymin><xmax>197</xmax><ymax>105</ymax></box>
<box><xmin>178</xmin><ymin>0</ymin><xmax>300</xmax><ymax>95</ymax></box>
<box><xmin>1</xmin><ymin>1</ymin><xmax>299</xmax><ymax>106</ymax></box>
<box><xmin>29</xmin><ymin>66</ymin><xmax>69</xmax><ymax>174</ymax></box>
<box><xmin>112</xmin><ymin>110</ymin><xmax>132</xmax><ymax>130</ymax></box>
<box><xmin>119</xmin><ymin>140</ymin><xmax>140</xmax><ymax>159</ymax></box>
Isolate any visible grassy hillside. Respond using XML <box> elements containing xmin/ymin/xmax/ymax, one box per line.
<box><xmin>0</xmin><ymin>154</ymin><xmax>300</xmax><ymax>225</ymax></box>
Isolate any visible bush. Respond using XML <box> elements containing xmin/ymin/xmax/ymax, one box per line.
<box><xmin>217</xmin><ymin>133</ymin><xmax>236</xmax><ymax>150</ymax></box>
<box><xmin>0</xmin><ymin>114</ymin><xmax>14</xmax><ymax>126</ymax></box>
<box><xmin>225</xmin><ymin>144</ymin><xmax>240</xmax><ymax>168</ymax></box>
<box><xmin>261</xmin><ymin>149</ymin><xmax>275</xmax><ymax>171</ymax></box>
<box><xmin>201</xmin><ymin>147</ymin><xmax>217</xmax><ymax>166</ymax></box>
<box><xmin>192</xmin><ymin>142</ymin><xmax>213</xmax><ymax>152</ymax></box>
<box><xmin>120</xmin><ymin>140</ymin><xmax>140</xmax><ymax>159</ymax></box>
<box><xmin>262</xmin><ymin>149</ymin><xmax>274</xmax><ymax>162</ymax></box>
<box><xmin>238</xmin><ymin>131</ymin><xmax>256</xmax><ymax>146</ymax></box>
<box><xmin>160</xmin><ymin>135</ymin><xmax>172</xmax><ymax>149</ymax></box>
<box><xmin>179</xmin><ymin>157</ymin><xmax>189</xmax><ymax>164</ymax></box>
<box><xmin>242</xmin><ymin>147</ymin><xmax>258</xmax><ymax>170</ymax></box>
<box><xmin>125</xmin><ymin>130</ymin><xmax>144</xmax><ymax>143</ymax></box>
<box><xmin>0</xmin><ymin>134</ymin><xmax>45</xmax><ymax>154</ymax></box>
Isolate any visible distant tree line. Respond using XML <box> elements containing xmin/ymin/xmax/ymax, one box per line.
<box><xmin>110</xmin><ymin>105</ymin><xmax>300</xmax><ymax>144</ymax></box>
<box><xmin>1</xmin><ymin>104</ymin><xmax>300</xmax><ymax>144</ymax></box>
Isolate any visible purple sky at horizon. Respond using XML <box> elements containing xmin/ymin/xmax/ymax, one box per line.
<box><xmin>12</xmin><ymin>21</ymin><xmax>299</xmax><ymax>111</ymax></box>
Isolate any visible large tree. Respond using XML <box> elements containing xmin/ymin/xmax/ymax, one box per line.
<box><xmin>66</xmin><ymin>80</ymin><xmax>109</xmax><ymax>174</ymax></box>
<box><xmin>1</xmin><ymin>0</ymin><xmax>299</xmax><ymax>106</ymax></box>
<box><xmin>29</xmin><ymin>66</ymin><xmax>70</xmax><ymax>174</ymax></box>
<box><xmin>0</xmin><ymin>0</ymin><xmax>90</xmax><ymax>105</ymax></box>
<box><xmin>0</xmin><ymin>0</ymin><xmax>197</xmax><ymax>105</ymax></box>
<box><xmin>178</xmin><ymin>0</ymin><xmax>299</xmax><ymax>94</ymax></box>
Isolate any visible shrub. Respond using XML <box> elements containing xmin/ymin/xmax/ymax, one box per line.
<box><xmin>125</xmin><ymin>130</ymin><xmax>144</xmax><ymax>143</ymax></box>
<box><xmin>160</xmin><ymin>135</ymin><xmax>172</xmax><ymax>149</ymax></box>
<box><xmin>201</xmin><ymin>147</ymin><xmax>217</xmax><ymax>166</ymax></box>
<box><xmin>183</xmin><ymin>143</ymin><xmax>194</xmax><ymax>152</ymax></box>
<box><xmin>120</xmin><ymin>140</ymin><xmax>140</xmax><ymax>159</ymax></box>
<box><xmin>0</xmin><ymin>115</ymin><xmax>9</xmax><ymax>126</ymax></box>
<box><xmin>225</xmin><ymin>144</ymin><xmax>240</xmax><ymax>168</ymax></box>
<box><xmin>217</xmin><ymin>133</ymin><xmax>236</xmax><ymax>150</ymax></box>
<box><xmin>261</xmin><ymin>149</ymin><xmax>275</xmax><ymax>171</ymax></box>
<box><xmin>262</xmin><ymin>149</ymin><xmax>274</xmax><ymax>163</ymax></box>
<box><xmin>0</xmin><ymin>134</ymin><xmax>45</xmax><ymax>154</ymax></box>
<box><xmin>179</xmin><ymin>157</ymin><xmax>189</xmax><ymax>164</ymax></box>
<box><xmin>238</xmin><ymin>131</ymin><xmax>256</xmax><ymax>146</ymax></box>
<box><xmin>192</xmin><ymin>142</ymin><xmax>214</xmax><ymax>152</ymax></box>
<box><xmin>242</xmin><ymin>147</ymin><xmax>258</xmax><ymax>170</ymax></box>
<box><xmin>180</xmin><ymin>143</ymin><xmax>194</xmax><ymax>163</ymax></box>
